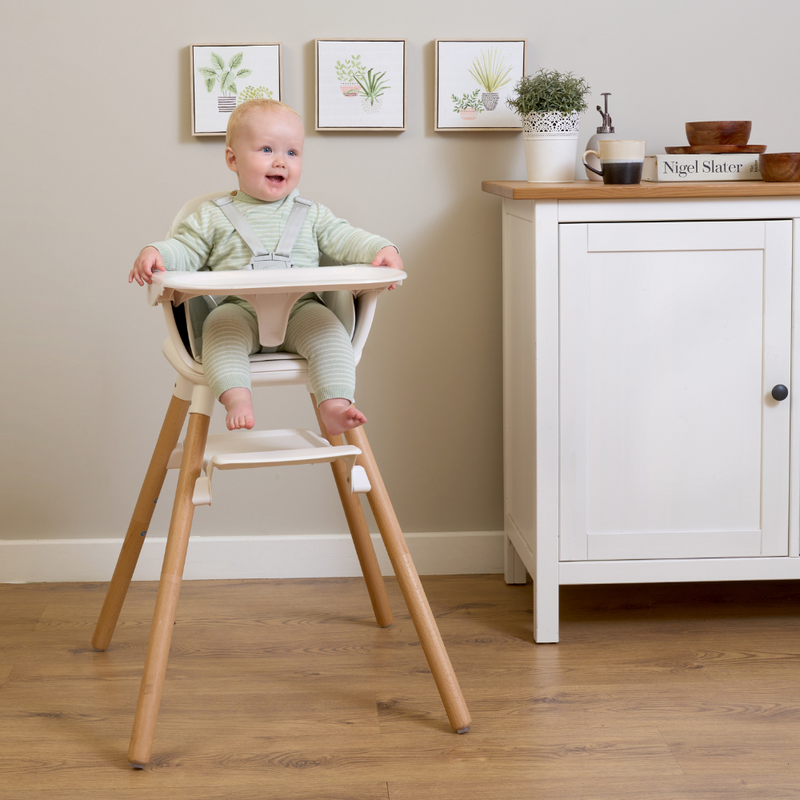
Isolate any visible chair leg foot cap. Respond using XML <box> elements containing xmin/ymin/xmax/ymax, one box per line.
<box><xmin>131</xmin><ymin>763</ymin><xmax>146</xmax><ymax>770</ymax></box>
<box><xmin>456</xmin><ymin>726</ymin><xmax>471</xmax><ymax>734</ymax></box>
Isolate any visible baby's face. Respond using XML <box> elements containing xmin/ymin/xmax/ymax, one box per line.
<box><xmin>225</xmin><ymin>108</ymin><xmax>304</xmax><ymax>202</ymax></box>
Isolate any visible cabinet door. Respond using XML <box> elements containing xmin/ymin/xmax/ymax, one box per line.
<box><xmin>560</xmin><ymin>220</ymin><xmax>792</xmax><ymax>561</ymax></box>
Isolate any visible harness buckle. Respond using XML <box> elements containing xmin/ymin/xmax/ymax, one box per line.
<box><xmin>248</xmin><ymin>254</ymin><xmax>294</xmax><ymax>270</ymax></box>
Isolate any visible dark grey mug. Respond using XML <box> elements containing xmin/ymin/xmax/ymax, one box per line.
<box><xmin>583</xmin><ymin>140</ymin><xmax>647</xmax><ymax>184</ymax></box>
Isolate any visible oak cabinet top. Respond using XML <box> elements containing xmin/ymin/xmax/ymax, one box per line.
<box><xmin>482</xmin><ymin>180</ymin><xmax>800</xmax><ymax>200</ymax></box>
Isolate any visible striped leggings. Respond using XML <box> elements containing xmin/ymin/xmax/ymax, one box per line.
<box><xmin>200</xmin><ymin>298</ymin><xmax>356</xmax><ymax>405</ymax></box>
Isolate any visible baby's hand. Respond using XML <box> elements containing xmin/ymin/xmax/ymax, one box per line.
<box><xmin>129</xmin><ymin>246</ymin><xmax>165</xmax><ymax>286</ymax></box>
<box><xmin>372</xmin><ymin>246</ymin><xmax>403</xmax><ymax>290</ymax></box>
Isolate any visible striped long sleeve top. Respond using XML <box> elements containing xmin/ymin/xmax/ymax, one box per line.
<box><xmin>149</xmin><ymin>188</ymin><xmax>394</xmax><ymax>273</ymax></box>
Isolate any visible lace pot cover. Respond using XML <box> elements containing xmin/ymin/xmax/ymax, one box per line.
<box><xmin>522</xmin><ymin>110</ymin><xmax>581</xmax><ymax>140</ymax></box>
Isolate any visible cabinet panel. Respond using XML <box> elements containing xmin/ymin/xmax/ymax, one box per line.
<box><xmin>560</xmin><ymin>220</ymin><xmax>792</xmax><ymax>562</ymax></box>
<box><xmin>504</xmin><ymin>212</ymin><xmax>537</xmax><ymax>549</ymax></box>
<box><xmin>587</xmin><ymin>221</ymin><xmax>766</xmax><ymax>253</ymax></box>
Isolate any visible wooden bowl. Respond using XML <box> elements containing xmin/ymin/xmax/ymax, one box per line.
<box><xmin>686</xmin><ymin>120</ymin><xmax>752</xmax><ymax>146</ymax></box>
<box><xmin>758</xmin><ymin>153</ymin><xmax>800</xmax><ymax>182</ymax></box>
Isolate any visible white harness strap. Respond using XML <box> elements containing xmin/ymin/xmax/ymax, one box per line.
<box><xmin>213</xmin><ymin>194</ymin><xmax>313</xmax><ymax>268</ymax></box>
<box><xmin>181</xmin><ymin>195</ymin><xmax>315</xmax><ymax>359</ymax></box>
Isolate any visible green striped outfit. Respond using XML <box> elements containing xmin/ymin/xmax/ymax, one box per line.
<box><xmin>149</xmin><ymin>189</ymin><xmax>394</xmax><ymax>403</ymax></box>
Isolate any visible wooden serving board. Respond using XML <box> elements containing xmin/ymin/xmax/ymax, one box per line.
<box><xmin>665</xmin><ymin>145</ymin><xmax>767</xmax><ymax>154</ymax></box>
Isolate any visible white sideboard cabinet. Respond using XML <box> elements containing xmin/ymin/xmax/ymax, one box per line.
<box><xmin>483</xmin><ymin>180</ymin><xmax>800</xmax><ymax>643</ymax></box>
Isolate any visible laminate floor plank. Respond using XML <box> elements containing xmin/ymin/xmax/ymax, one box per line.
<box><xmin>5</xmin><ymin>788</ymin><xmax>391</xmax><ymax>800</ymax></box>
<box><xmin>1</xmin><ymin>575</ymin><xmax>800</xmax><ymax>799</ymax></box>
<box><xmin>659</xmin><ymin>723</ymin><xmax>800</xmax><ymax>775</ymax></box>
<box><xmin>376</xmin><ymin>680</ymin><xmax>800</xmax><ymax>725</ymax></box>
<box><xmin>388</xmin><ymin>777</ymin><xmax>800</xmax><ymax>800</ymax></box>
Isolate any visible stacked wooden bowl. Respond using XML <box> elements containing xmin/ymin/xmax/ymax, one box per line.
<box><xmin>665</xmin><ymin>120</ymin><xmax>764</xmax><ymax>155</ymax></box>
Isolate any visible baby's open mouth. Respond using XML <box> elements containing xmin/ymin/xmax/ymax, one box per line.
<box><xmin>267</xmin><ymin>175</ymin><xmax>285</xmax><ymax>184</ymax></box>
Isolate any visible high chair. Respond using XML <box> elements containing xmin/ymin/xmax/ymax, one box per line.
<box><xmin>92</xmin><ymin>192</ymin><xmax>471</xmax><ymax>768</ymax></box>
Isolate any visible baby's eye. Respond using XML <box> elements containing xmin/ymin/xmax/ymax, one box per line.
<box><xmin>261</xmin><ymin>146</ymin><xmax>272</xmax><ymax>153</ymax></box>
<box><xmin>288</xmin><ymin>150</ymin><xmax>298</xmax><ymax>157</ymax></box>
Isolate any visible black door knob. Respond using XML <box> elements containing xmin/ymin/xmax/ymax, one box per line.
<box><xmin>772</xmin><ymin>384</ymin><xmax>789</xmax><ymax>401</ymax></box>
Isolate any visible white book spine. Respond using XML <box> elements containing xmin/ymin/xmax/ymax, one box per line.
<box><xmin>643</xmin><ymin>154</ymin><xmax>762</xmax><ymax>182</ymax></box>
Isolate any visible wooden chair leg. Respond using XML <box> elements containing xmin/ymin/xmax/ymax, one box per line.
<box><xmin>128</xmin><ymin>406</ymin><xmax>211</xmax><ymax>768</ymax></box>
<box><xmin>92</xmin><ymin>389</ymin><xmax>191</xmax><ymax>652</ymax></box>
<box><xmin>344</xmin><ymin>425</ymin><xmax>472</xmax><ymax>733</ymax></box>
<box><xmin>311</xmin><ymin>395</ymin><xmax>393</xmax><ymax>628</ymax></box>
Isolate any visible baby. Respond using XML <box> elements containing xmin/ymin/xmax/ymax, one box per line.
<box><xmin>129</xmin><ymin>99</ymin><xmax>402</xmax><ymax>436</ymax></box>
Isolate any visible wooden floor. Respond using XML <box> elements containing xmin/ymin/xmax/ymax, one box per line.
<box><xmin>2</xmin><ymin>575</ymin><xmax>800</xmax><ymax>799</ymax></box>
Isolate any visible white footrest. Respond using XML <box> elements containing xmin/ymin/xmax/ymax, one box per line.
<box><xmin>350</xmin><ymin>465</ymin><xmax>371</xmax><ymax>494</ymax></box>
<box><xmin>167</xmin><ymin>428</ymin><xmax>367</xmax><ymax>506</ymax></box>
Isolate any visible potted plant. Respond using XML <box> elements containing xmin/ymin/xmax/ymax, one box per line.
<box><xmin>197</xmin><ymin>52</ymin><xmax>252</xmax><ymax>113</ymax></box>
<box><xmin>355</xmin><ymin>68</ymin><xmax>390</xmax><ymax>114</ymax></box>
<box><xmin>335</xmin><ymin>55</ymin><xmax>365</xmax><ymax>97</ymax></box>
<box><xmin>468</xmin><ymin>48</ymin><xmax>512</xmax><ymax>112</ymax></box>
<box><xmin>506</xmin><ymin>68</ymin><xmax>590</xmax><ymax>182</ymax></box>
<box><xmin>452</xmin><ymin>90</ymin><xmax>484</xmax><ymax>121</ymax></box>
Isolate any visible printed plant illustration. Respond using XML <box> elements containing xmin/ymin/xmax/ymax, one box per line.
<box><xmin>237</xmin><ymin>86</ymin><xmax>274</xmax><ymax>104</ymax></box>
<box><xmin>197</xmin><ymin>52</ymin><xmax>252</xmax><ymax>112</ymax></box>
<box><xmin>468</xmin><ymin>48</ymin><xmax>512</xmax><ymax>111</ymax></box>
<box><xmin>335</xmin><ymin>55</ymin><xmax>366</xmax><ymax>96</ymax></box>
<box><xmin>332</xmin><ymin>55</ymin><xmax>391</xmax><ymax>114</ymax></box>
<box><xmin>452</xmin><ymin>90</ymin><xmax>484</xmax><ymax>120</ymax></box>
<box><xmin>355</xmin><ymin>68</ymin><xmax>390</xmax><ymax>113</ymax></box>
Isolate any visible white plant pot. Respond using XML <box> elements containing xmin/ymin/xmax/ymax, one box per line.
<box><xmin>522</xmin><ymin>111</ymin><xmax>581</xmax><ymax>183</ymax></box>
<box><xmin>523</xmin><ymin>136</ymin><xmax>580</xmax><ymax>182</ymax></box>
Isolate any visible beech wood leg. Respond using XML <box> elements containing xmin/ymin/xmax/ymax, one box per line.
<box><xmin>311</xmin><ymin>395</ymin><xmax>393</xmax><ymax>628</ymax></box>
<box><xmin>92</xmin><ymin>393</ymin><xmax>190</xmax><ymax>652</ymax></box>
<box><xmin>344</xmin><ymin>425</ymin><xmax>472</xmax><ymax>733</ymax></box>
<box><xmin>127</xmin><ymin>410</ymin><xmax>210</xmax><ymax>768</ymax></box>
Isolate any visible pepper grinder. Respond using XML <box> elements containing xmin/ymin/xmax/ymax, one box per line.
<box><xmin>584</xmin><ymin>93</ymin><xmax>619</xmax><ymax>181</ymax></box>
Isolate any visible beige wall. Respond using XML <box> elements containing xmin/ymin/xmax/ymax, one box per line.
<box><xmin>3</xmin><ymin>0</ymin><xmax>799</xmax><ymax>550</ymax></box>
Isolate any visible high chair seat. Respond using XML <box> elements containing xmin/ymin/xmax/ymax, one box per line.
<box><xmin>91</xmin><ymin>193</ymin><xmax>471</xmax><ymax>769</ymax></box>
<box><xmin>152</xmin><ymin>264</ymin><xmax>402</xmax><ymax>385</ymax></box>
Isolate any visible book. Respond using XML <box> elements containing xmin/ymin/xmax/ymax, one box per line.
<box><xmin>642</xmin><ymin>153</ymin><xmax>762</xmax><ymax>182</ymax></box>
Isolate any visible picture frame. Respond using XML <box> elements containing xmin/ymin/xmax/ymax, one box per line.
<box><xmin>315</xmin><ymin>39</ymin><xmax>407</xmax><ymax>132</ymax></box>
<box><xmin>435</xmin><ymin>39</ymin><xmax>526</xmax><ymax>132</ymax></box>
<box><xmin>191</xmin><ymin>43</ymin><xmax>282</xmax><ymax>136</ymax></box>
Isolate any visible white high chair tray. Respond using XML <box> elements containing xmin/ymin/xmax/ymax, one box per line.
<box><xmin>147</xmin><ymin>265</ymin><xmax>406</xmax><ymax>307</ymax></box>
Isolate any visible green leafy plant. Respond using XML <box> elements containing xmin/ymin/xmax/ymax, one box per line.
<box><xmin>237</xmin><ymin>85</ymin><xmax>274</xmax><ymax>104</ymax></box>
<box><xmin>451</xmin><ymin>90</ymin><xmax>484</xmax><ymax>114</ymax></box>
<box><xmin>355</xmin><ymin>68</ymin><xmax>390</xmax><ymax>107</ymax></box>
<box><xmin>197</xmin><ymin>52</ymin><xmax>252</xmax><ymax>97</ymax></box>
<box><xmin>505</xmin><ymin>69</ymin><xmax>590</xmax><ymax>116</ymax></box>
<box><xmin>468</xmin><ymin>48</ymin><xmax>512</xmax><ymax>93</ymax></box>
<box><xmin>335</xmin><ymin>55</ymin><xmax>365</xmax><ymax>83</ymax></box>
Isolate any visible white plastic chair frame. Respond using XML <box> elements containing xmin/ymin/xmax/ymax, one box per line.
<box><xmin>92</xmin><ymin>193</ymin><xmax>471</xmax><ymax>768</ymax></box>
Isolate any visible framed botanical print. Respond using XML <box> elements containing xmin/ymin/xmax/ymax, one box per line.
<box><xmin>315</xmin><ymin>39</ymin><xmax>407</xmax><ymax>131</ymax></box>
<box><xmin>191</xmin><ymin>43</ymin><xmax>282</xmax><ymax>136</ymax></box>
<box><xmin>435</xmin><ymin>40</ymin><xmax>526</xmax><ymax>132</ymax></box>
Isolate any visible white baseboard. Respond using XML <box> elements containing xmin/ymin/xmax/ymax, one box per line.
<box><xmin>0</xmin><ymin>531</ymin><xmax>504</xmax><ymax>583</ymax></box>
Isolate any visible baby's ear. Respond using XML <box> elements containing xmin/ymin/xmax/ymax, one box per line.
<box><xmin>225</xmin><ymin>147</ymin><xmax>238</xmax><ymax>172</ymax></box>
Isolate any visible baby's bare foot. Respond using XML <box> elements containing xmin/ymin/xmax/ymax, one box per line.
<box><xmin>319</xmin><ymin>398</ymin><xmax>366</xmax><ymax>437</ymax></box>
<box><xmin>220</xmin><ymin>388</ymin><xmax>255</xmax><ymax>431</ymax></box>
